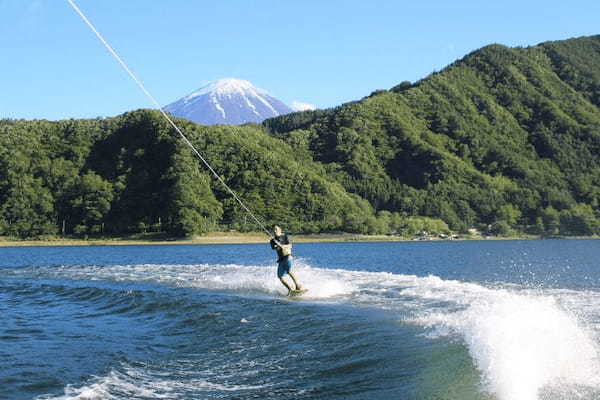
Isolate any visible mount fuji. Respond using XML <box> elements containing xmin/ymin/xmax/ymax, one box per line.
<box><xmin>163</xmin><ymin>78</ymin><xmax>295</xmax><ymax>125</ymax></box>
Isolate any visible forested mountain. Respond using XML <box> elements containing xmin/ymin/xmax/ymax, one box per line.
<box><xmin>265</xmin><ymin>35</ymin><xmax>600</xmax><ymax>236</ymax></box>
<box><xmin>1</xmin><ymin>35</ymin><xmax>599</xmax><ymax>238</ymax></box>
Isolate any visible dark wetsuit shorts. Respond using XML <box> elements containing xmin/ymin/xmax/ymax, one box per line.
<box><xmin>277</xmin><ymin>257</ymin><xmax>293</xmax><ymax>278</ymax></box>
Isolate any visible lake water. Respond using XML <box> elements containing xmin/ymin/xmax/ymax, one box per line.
<box><xmin>1</xmin><ymin>240</ymin><xmax>600</xmax><ymax>400</ymax></box>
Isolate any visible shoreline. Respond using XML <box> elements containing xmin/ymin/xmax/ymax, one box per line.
<box><xmin>0</xmin><ymin>232</ymin><xmax>597</xmax><ymax>247</ymax></box>
<box><xmin>1</xmin><ymin>232</ymin><xmax>400</xmax><ymax>247</ymax></box>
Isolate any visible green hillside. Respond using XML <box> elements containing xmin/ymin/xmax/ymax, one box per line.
<box><xmin>1</xmin><ymin>35</ymin><xmax>599</xmax><ymax>238</ymax></box>
<box><xmin>264</xmin><ymin>35</ymin><xmax>600</xmax><ymax>236</ymax></box>
<box><xmin>0</xmin><ymin>111</ymin><xmax>377</xmax><ymax>238</ymax></box>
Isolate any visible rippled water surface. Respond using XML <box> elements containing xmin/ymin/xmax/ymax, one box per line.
<box><xmin>1</xmin><ymin>239</ymin><xmax>600</xmax><ymax>400</ymax></box>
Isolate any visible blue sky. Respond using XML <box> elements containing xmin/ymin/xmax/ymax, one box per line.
<box><xmin>1</xmin><ymin>0</ymin><xmax>599</xmax><ymax>120</ymax></box>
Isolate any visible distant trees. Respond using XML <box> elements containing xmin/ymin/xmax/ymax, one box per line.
<box><xmin>0</xmin><ymin>111</ymin><xmax>383</xmax><ymax>238</ymax></box>
<box><xmin>164</xmin><ymin>144</ymin><xmax>223</xmax><ymax>236</ymax></box>
<box><xmin>1</xmin><ymin>175</ymin><xmax>56</xmax><ymax>237</ymax></box>
<box><xmin>67</xmin><ymin>171</ymin><xmax>113</xmax><ymax>235</ymax></box>
<box><xmin>391</xmin><ymin>81</ymin><xmax>413</xmax><ymax>93</ymax></box>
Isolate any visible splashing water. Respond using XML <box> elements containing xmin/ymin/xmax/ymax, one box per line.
<box><xmin>6</xmin><ymin>258</ymin><xmax>600</xmax><ymax>400</ymax></box>
<box><xmin>409</xmin><ymin>278</ymin><xmax>600</xmax><ymax>400</ymax></box>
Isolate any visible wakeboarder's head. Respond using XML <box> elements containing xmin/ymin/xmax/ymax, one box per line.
<box><xmin>273</xmin><ymin>225</ymin><xmax>283</xmax><ymax>236</ymax></box>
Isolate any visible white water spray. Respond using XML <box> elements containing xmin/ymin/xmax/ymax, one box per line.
<box><xmin>410</xmin><ymin>279</ymin><xmax>600</xmax><ymax>400</ymax></box>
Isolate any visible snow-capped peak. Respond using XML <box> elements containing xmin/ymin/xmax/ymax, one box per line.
<box><xmin>164</xmin><ymin>78</ymin><xmax>293</xmax><ymax>125</ymax></box>
<box><xmin>184</xmin><ymin>78</ymin><xmax>269</xmax><ymax>102</ymax></box>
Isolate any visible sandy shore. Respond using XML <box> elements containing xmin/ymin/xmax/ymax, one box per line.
<box><xmin>0</xmin><ymin>232</ymin><xmax>591</xmax><ymax>247</ymax></box>
<box><xmin>0</xmin><ymin>232</ymin><xmax>410</xmax><ymax>247</ymax></box>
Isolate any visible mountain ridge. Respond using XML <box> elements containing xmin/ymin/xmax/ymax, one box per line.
<box><xmin>263</xmin><ymin>34</ymin><xmax>600</xmax><ymax>234</ymax></box>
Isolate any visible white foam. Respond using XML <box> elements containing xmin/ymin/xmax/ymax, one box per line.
<box><xmin>29</xmin><ymin>261</ymin><xmax>357</xmax><ymax>300</ymax></box>
<box><xmin>178</xmin><ymin>260</ymin><xmax>357</xmax><ymax>300</ymax></box>
<box><xmin>407</xmin><ymin>279</ymin><xmax>600</xmax><ymax>400</ymax></box>
<box><xmin>37</xmin><ymin>363</ymin><xmax>269</xmax><ymax>400</ymax></box>
<box><xmin>36</xmin><ymin>366</ymin><xmax>172</xmax><ymax>400</ymax></box>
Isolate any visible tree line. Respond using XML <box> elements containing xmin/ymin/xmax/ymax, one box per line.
<box><xmin>1</xmin><ymin>111</ymin><xmax>432</xmax><ymax>238</ymax></box>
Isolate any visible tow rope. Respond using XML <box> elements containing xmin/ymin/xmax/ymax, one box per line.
<box><xmin>66</xmin><ymin>0</ymin><xmax>274</xmax><ymax>240</ymax></box>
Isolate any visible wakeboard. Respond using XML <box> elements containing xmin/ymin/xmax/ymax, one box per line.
<box><xmin>287</xmin><ymin>288</ymin><xmax>308</xmax><ymax>297</ymax></box>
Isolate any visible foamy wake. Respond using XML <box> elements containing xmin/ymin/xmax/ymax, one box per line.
<box><xmin>407</xmin><ymin>277</ymin><xmax>600</xmax><ymax>400</ymax></box>
<box><xmin>22</xmin><ymin>260</ymin><xmax>357</xmax><ymax>300</ymax></box>
<box><xmin>21</xmin><ymin>262</ymin><xmax>600</xmax><ymax>400</ymax></box>
<box><xmin>36</xmin><ymin>363</ymin><xmax>269</xmax><ymax>400</ymax></box>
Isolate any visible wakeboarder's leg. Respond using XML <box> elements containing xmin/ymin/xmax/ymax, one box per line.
<box><xmin>288</xmin><ymin>271</ymin><xmax>302</xmax><ymax>291</ymax></box>
<box><xmin>279</xmin><ymin>276</ymin><xmax>293</xmax><ymax>295</ymax></box>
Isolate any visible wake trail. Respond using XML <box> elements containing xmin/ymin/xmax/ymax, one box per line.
<box><xmin>9</xmin><ymin>261</ymin><xmax>600</xmax><ymax>400</ymax></box>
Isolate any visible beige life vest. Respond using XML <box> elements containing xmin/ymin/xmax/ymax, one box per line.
<box><xmin>280</xmin><ymin>243</ymin><xmax>292</xmax><ymax>257</ymax></box>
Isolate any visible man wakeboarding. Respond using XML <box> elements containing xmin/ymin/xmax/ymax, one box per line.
<box><xmin>270</xmin><ymin>225</ymin><xmax>305</xmax><ymax>296</ymax></box>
